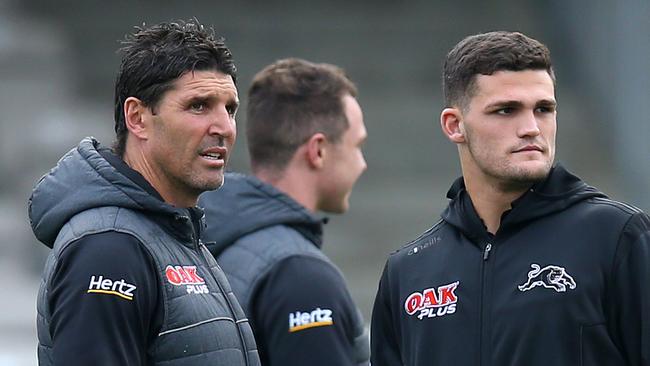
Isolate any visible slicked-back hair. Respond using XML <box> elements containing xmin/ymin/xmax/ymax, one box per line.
<box><xmin>246</xmin><ymin>58</ymin><xmax>358</xmax><ymax>173</ymax></box>
<box><xmin>443</xmin><ymin>31</ymin><xmax>554</xmax><ymax>110</ymax></box>
<box><xmin>112</xmin><ymin>19</ymin><xmax>237</xmax><ymax>156</ymax></box>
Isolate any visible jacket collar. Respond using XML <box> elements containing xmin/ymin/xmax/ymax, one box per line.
<box><xmin>442</xmin><ymin>163</ymin><xmax>607</xmax><ymax>244</ymax></box>
<box><xmin>199</xmin><ymin>173</ymin><xmax>325</xmax><ymax>257</ymax></box>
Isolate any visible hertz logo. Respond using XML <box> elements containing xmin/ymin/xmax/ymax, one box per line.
<box><xmin>288</xmin><ymin>308</ymin><xmax>333</xmax><ymax>332</ymax></box>
<box><xmin>87</xmin><ymin>275</ymin><xmax>137</xmax><ymax>301</ymax></box>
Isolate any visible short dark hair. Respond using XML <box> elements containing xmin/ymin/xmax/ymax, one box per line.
<box><xmin>246</xmin><ymin>58</ymin><xmax>358</xmax><ymax>173</ymax></box>
<box><xmin>113</xmin><ymin>19</ymin><xmax>237</xmax><ymax>156</ymax></box>
<box><xmin>443</xmin><ymin>31</ymin><xmax>554</xmax><ymax>109</ymax></box>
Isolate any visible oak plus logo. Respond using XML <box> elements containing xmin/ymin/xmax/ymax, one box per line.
<box><xmin>165</xmin><ymin>265</ymin><xmax>209</xmax><ymax>294</ymax></box>
<box><xmin>87</xmin><ymin>275</ymin><xmax>137</xmax><ymax>301</ymax></box>
<box><xmin>288</xmin><ymin>307</ymin><xmax>334</xmax><ymax>333</ymax></box>
<box><xmin>404</xmin><ymin>281</ymin><xmax>459</xmax><ymax>320</ymax></box>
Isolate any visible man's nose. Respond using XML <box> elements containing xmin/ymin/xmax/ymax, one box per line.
<box><xmin>517</xmin><ymin>111</ymin><xmax>541</xmax><ymax>138</ymax></box>
<box><xmin>208</xmin><ymin>107</ymin><xmax>236</xmax><ymax>138</ymax></box>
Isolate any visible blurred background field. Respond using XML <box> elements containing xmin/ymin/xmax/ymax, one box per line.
<box><xmin>1</xmin><ymin>1</ymin><xmax>648</xmax><ymax>364</ymax></box>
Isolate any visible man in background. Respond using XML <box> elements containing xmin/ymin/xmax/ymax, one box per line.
<box><xmin>200</xmin><ymin>58</ymin><xmax>370</xmax><ymax>366</ymax></box>
<box><xmin>371</xmin><ymin>31</ymin><xmax>650</xmax><ymax>365</ymax></box>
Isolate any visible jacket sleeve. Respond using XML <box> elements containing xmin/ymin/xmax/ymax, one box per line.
<box><xmin>371</xmin><ymin>258</ymin><xmax>404</xmax><ymax>366</ymax></box>
<box><xmin>250</xmin><ymin>255</ymin><xmax>365</xmax><ymax>366</ymax></box>
<box><xmin>608</xmin><ymin>212</ymin><xmax>650</xmax><ymax>365</ymax></box>
<box><xmin>48</xmin><ymin>231</ymin><xmax>160</xmax><ymax>365</ymax></box>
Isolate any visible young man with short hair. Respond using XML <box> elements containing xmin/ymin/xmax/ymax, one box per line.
<box><xmin>371</xmin><ymin>31</ymin><xmax>650</xmax><ymax>366</ymax></box>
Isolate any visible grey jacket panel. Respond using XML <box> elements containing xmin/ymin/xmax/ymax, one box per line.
<box><xmin>219</xmin><ymin>225</ymin><xmax>325</xmax><ymax>315</ymax></box>
<box><xmin>219</xmin><ymin>224</ymin><xmax>369</xmax><ymax>366</ymax></box>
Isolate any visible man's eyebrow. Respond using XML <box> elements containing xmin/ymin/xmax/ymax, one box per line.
<box><xmin>184</xmin><ymin>91</ymin><xmax>239</xmax><ymax>105</ymax></box>
<box><xmin>484</xmin><ymin>99</ymin><xmax>557</xmax><ymax>109</ymax></box>
<box><xmin>484</xmin><ymin>100</ymin><xmax>524</xmax><ymax>109</ymax></box>
<box><xmin>536</xmin><ymin>99</ymin><xmax>557</xmax><ymax>107</ymax></box>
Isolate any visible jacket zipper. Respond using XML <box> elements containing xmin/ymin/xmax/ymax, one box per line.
<box><xmin>483</xmin><ymin>243</ymin><xmax>492</xmax><ymax>260</ymax></box>
<box><xmin>479</xmin><ymin>241</ymin><xmax>493</xmax><ymax>366</ymax></box>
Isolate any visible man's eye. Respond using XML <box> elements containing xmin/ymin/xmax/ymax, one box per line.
<box><xmin>496</xmin><ymin>107</ymin><xmax>514</xmax><ymax>115</ymax></box>
<box><xmin>535</xmin><ymin>106</ymin><xmax>554</xmax><ymax>113</ymax></box>
<box><xmin>190</xmin><ymin>102</ymin><xmax>206</xmax><ymax>112</ymax></box>
<box><xmin>226</xmin><ymin>105</ymin><xmax>238</xmax><ymax>117</ymax></box>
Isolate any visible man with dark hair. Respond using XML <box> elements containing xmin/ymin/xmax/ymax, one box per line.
<box><xmin>29</xmin><ymin>20</ymin><xmax>259</xmax><ymax>365</ymax></box>
<box><xmin>199</xmin><ymin>58</ymin><xmax>370</xmax><ymax>366</ymax></box>
<box><xmin>371</xmin><ymin>31</ymin><xmax>650</xmax><ymax>365</ymax></box>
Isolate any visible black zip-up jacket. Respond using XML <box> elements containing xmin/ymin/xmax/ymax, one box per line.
<box><xmin>371</xmin><ymin>165</ymin><xmax>650</xmax><ymax>366</ymax></box>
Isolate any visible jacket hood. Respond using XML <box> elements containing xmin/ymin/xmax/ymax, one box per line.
<box><xmin>198</xmin><ymin>173</ymin><xmax>324</xmax><ymax>256</ymax></box>
<box><xmin>28</xmin><ymin>137</ymin><xmax>193</xmax><ymax>248</ymax></box>
<box><xmin>442</xmin><ymin>163</ymin><xmax>607</xmax><ymax>243</ymax></box>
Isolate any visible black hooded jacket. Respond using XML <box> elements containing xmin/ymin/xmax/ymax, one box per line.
<box><xmin>371</xmin><ymin>165</ymin><xmax>650</xmax><ymax>366</ymax></box>
<box><xmin>29</xmin><ymin>138</ymin><xmax>259</xmax><ymax>366</ymax></box>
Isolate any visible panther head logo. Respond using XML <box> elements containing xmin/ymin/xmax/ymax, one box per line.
<box><xmin>518</xmin><ymin>264</ymin><xmax>577</xmax><ymax>293</ymax></box>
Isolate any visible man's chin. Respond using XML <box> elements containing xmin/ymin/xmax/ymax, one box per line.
<box><xmin>319</xmin><ymin>198</ymin><xmax>349</xmax><ymax>214</ymax></box>
<box><xmin>205</xmin><ymin>180</ymin><xmax>225</xmax><ymax>191</ymax></box>
<box><xmin>518</xmin><ymin>170</ymin><xmax>549</xmax><ymax>184</ymax></box>
<box><xmin>498</xmin><ymin>164</ymin><xmax>551</xmax><ymax>191</ymax></box>
<box><xmin>194</xmin><ymin>177</ymin><xmax>225</xmax><ymax>193</ymax></box>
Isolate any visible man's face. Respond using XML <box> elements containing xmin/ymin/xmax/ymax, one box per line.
<box><xmin>144</xmin><ymin>70</ymin><xmax>238</xmax><ymax>205</ymax></box>
<box><xmin>317</xmin><ymin>95</ymin><xmax>367</xmax><ymax>213</ymax></box>
<box><xmin>458</xmin><ymin>70</ymin><xmax>556</xmax><ymax>190</ymax></box>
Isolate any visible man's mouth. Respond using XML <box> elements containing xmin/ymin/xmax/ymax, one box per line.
<box><xmin>201</xmin><ymin>152</ymin><xmax>223</xmax><ymax>160</ymax></box>
<box><xmin>200</xmin><ymin>146</ymin><xmax>227</xmax><ymax>161</ymax></box>
<box><xmin>513</xmin><ymin>145</ymin><xmax>543</xmax><ymax>153</ymax></box>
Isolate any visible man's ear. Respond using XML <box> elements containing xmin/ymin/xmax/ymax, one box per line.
<box><xmin>440</xmin><ymin>107</ymin><xmax>466</xmax><ymax>144</ymax></box>
<box><xmin>305</xmin><ymin>133</ymin><xmax>327</xmax><ymax>169</ymax></box>
<box><xmin>124</xmin><ymin>97</ymin><xmax>150</xmax><ymax>140</ymax></box>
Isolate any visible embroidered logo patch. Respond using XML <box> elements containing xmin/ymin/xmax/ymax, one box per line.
<box><xmin>404</xmin><ymin>281</ymin><xmax>459</xmax><ymax>320</ymax></box>
<box><xmin>518</xmin><ymin>264</ymin><xmax>576</xmax><ymax>293</ymax></box>
<box><xmin>87</xmin><ymin>275</ymin><xmax>137</xmax><ymax>301</ymax></box>
<box><xmin>288</xmin><ymin>307</ymin><xmax>333</xmax><ymax>332</ymax></box>
<box><xmin>407</xmin><ymin>236</ymin><xmax>441</xmax><ymax>255</ymax></box>
<box><xmin>165</xmin><ymin>265</ymin><xmax>210</xmax><ymax>294</ymax></box>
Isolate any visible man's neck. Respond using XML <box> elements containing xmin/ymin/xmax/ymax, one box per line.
<box><xmin>463</xmin><ymin>175</ymin><xmax>529</xmax><ymax>235</ymax></box>
<box><xmin>255</xmin><ymin>168</ymin><xmax>317</xmax><ymax>213</ymax></box>
<box><xmin>123</xmin><ymin>148</ymin><xmax>196</xmax><ymax>208</ymax></box>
